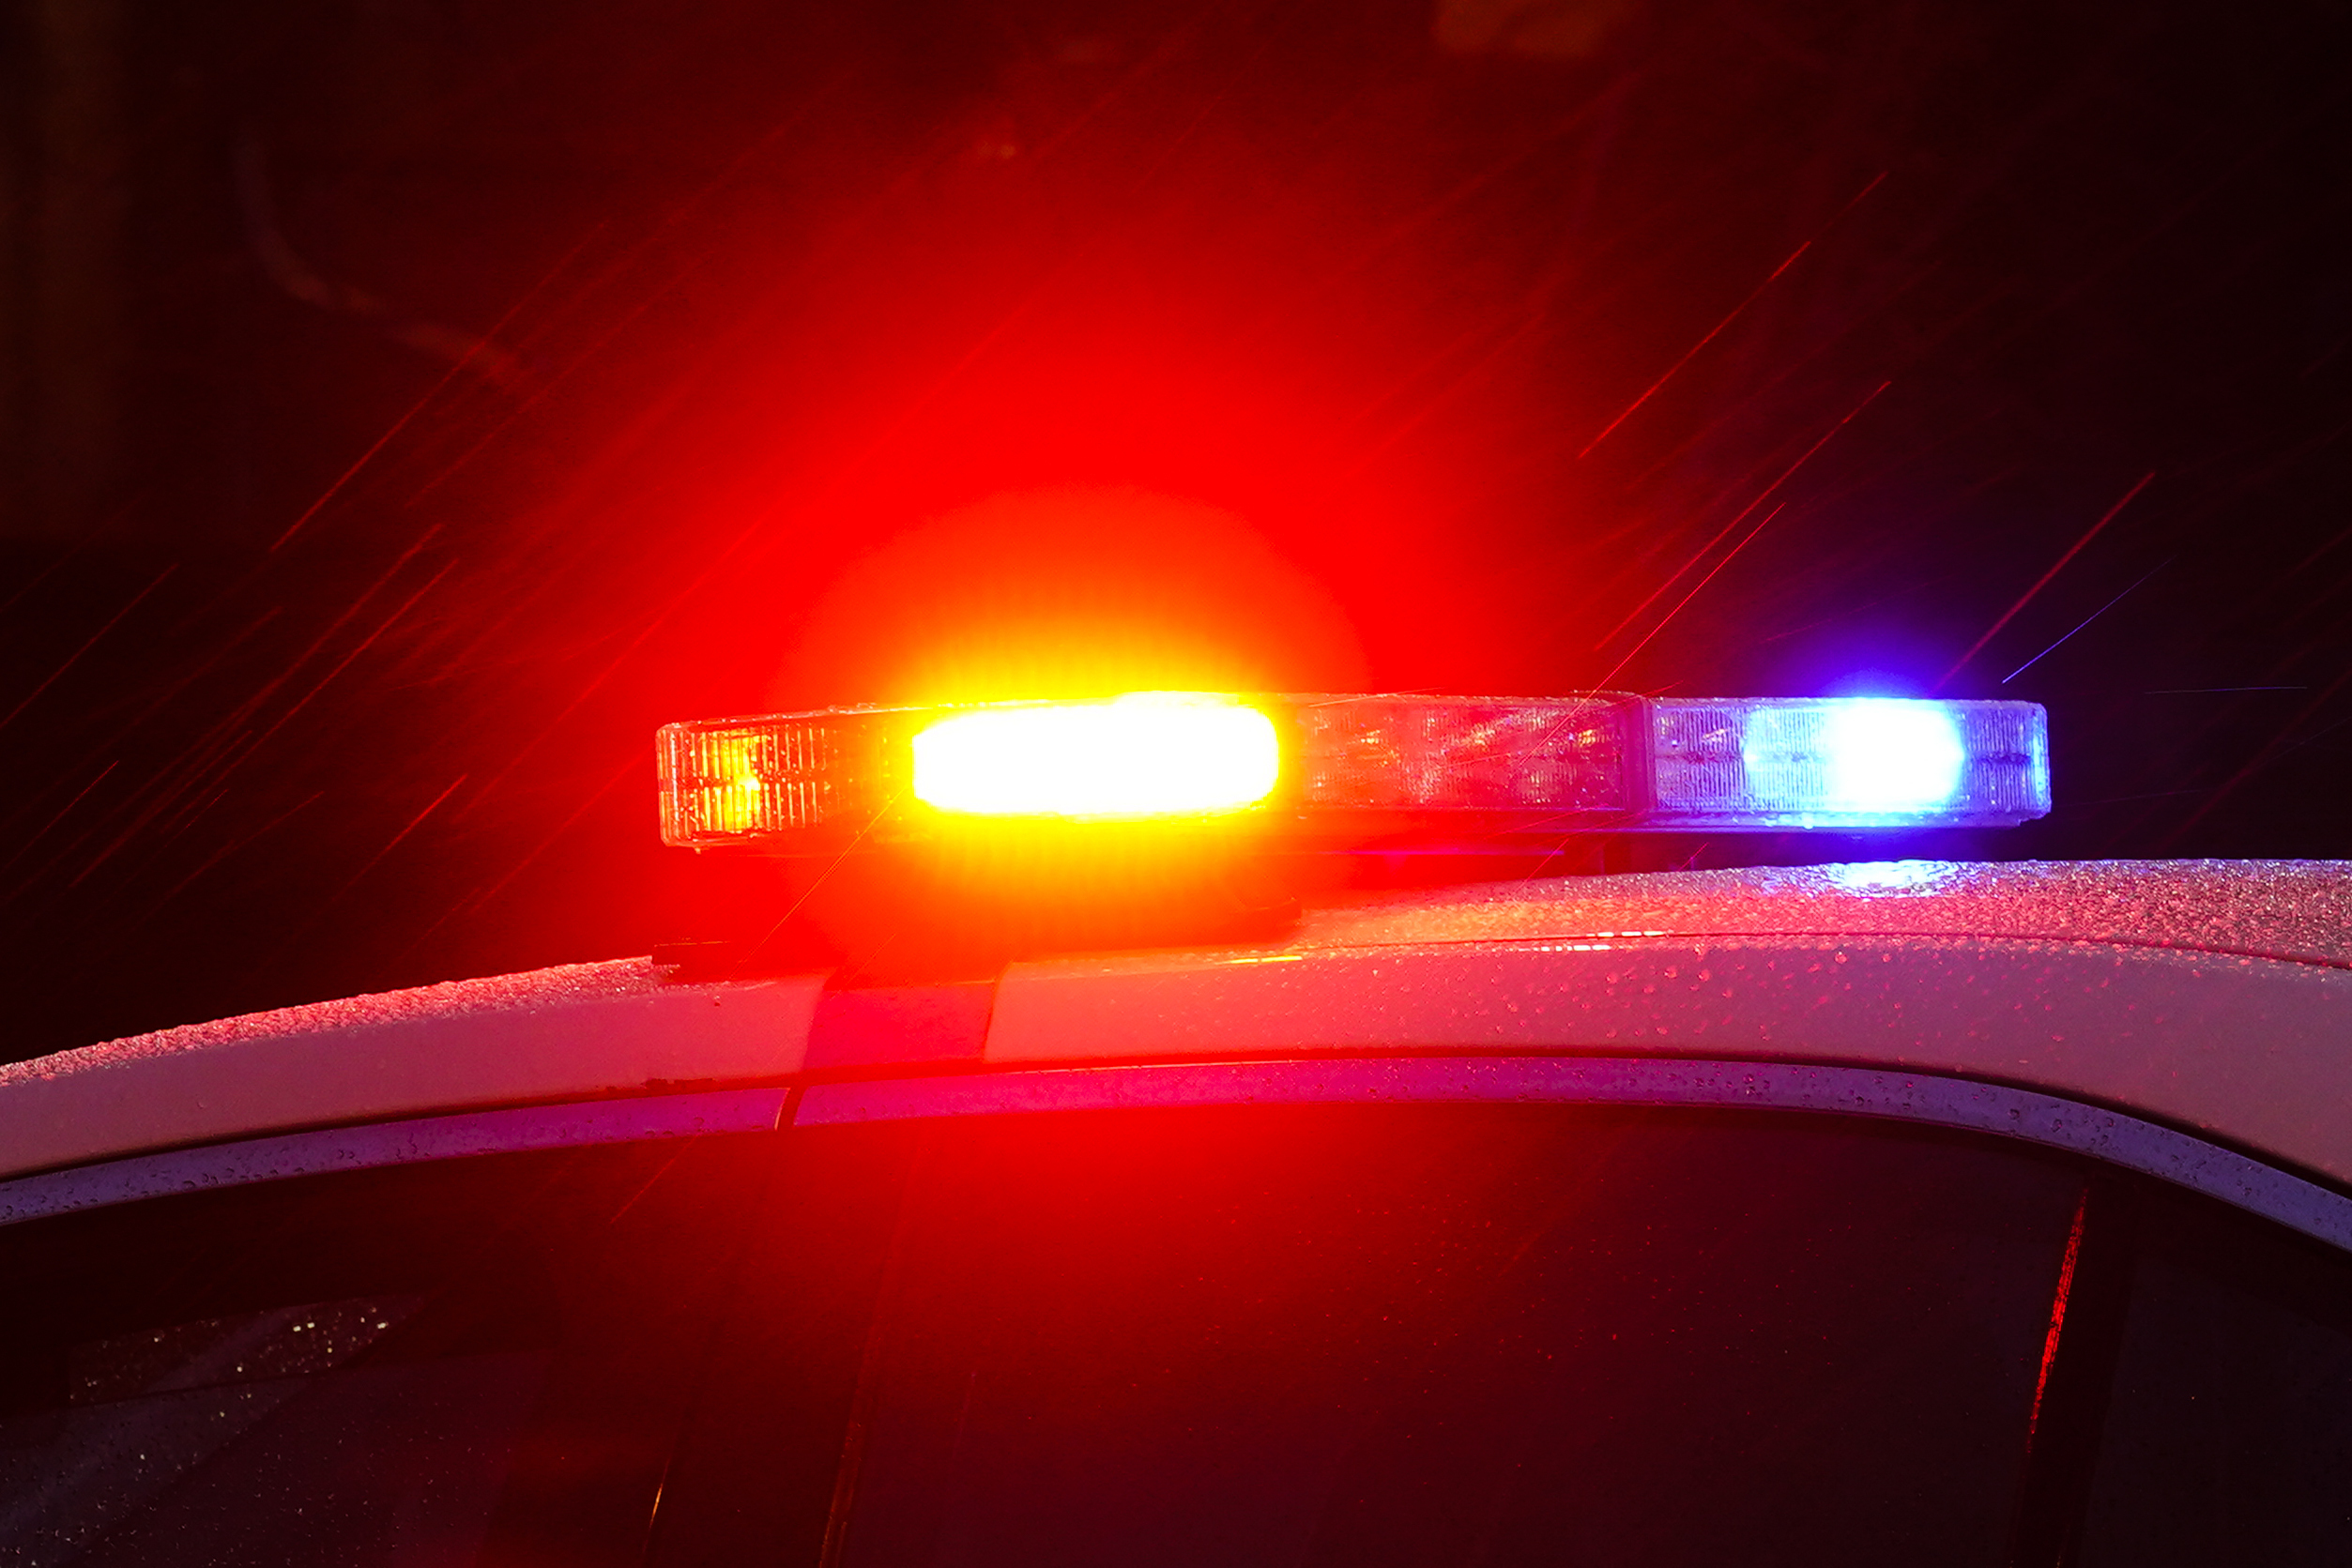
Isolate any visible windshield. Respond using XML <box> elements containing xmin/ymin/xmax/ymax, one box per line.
<box><xmin>819</xmin><ymin>1105</ymin><xmax>2084</xmax><ymax>1566</ymax></box>
<box><xmin>0</xmin><ymin>1134</ymin><xmax>771</xmax><ymax>1568</ymax></box>
<box><xmin>9</xmin><ymin>1105</ymin><xmax>2352</xmax><ymax>1563</ymax></box>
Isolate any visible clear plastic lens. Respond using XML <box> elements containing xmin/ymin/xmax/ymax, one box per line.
<box><xmin>657</xmin><ymin>716</ymin><xmax>869</xmax><ymax>845</ymax></box>
<box><xmin>1291</xmin><ymin>696</ymin><xmax>1632</xmax><ymax>814</ymax></box>
<box><xmin>656</xmin><ymin>693</ymin><xmax>2049</xmax><ymax>848</ymax></box>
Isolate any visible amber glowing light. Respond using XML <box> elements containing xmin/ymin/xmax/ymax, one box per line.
<box><xmin>702</xmin><ymin>734</ymin><xmax>768</xmax><ymax>834</ymax></box>
<box><xmin>910</xmin><ymin>693</ymin><xmax>1280</xmax><ymax>819</ymax></box>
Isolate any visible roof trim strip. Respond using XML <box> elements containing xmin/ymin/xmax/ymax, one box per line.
<box><xmin>0</xmin><ymin>1087</ymin><xmax>787</xmax><ymax>1229</ymax></box>
<box><xmin>4</xmin><ymin>1059</ymin><xmax>2345</xmax><ymax>1256</ymax></box>
<box><xmin>800</xmin><ymin>1057</ymin><xmax>2352</xmax><ymax>1253</ymax></box>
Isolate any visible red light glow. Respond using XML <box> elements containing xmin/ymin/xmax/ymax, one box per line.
<box><xmin>911</xmin><ymin>693</ymin><xmax>1279</xmax><ymax>819</ymax></box>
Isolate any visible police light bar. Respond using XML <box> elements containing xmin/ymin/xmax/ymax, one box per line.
<box><xmin>656</xmin><ymin>693</ymin><xmax>2050</xmax><ymax>850</ymax></box>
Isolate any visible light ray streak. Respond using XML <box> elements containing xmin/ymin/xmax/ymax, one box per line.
<box><xmin>270</xmin><ymin>333</ymin><xmax>519</xmax><ymax>552</ymax></box>
<box><xmin>0</xmin><ymin>762</ymin><xmax>118</xmax><ymax>876</ymax></box>
<box><xmin>1594</xmin><ymin>380</ymin><xmax>1891</xmax><ymax>653</ymax></box>
<box><xmin>2161</xmin><ymin>662</ymin><xmax>2352</xmax><ymax>847</ymax></box>
<box><xmin>326</xmin><ymin>773</ymin><xmax>470</xmax><ymax>904</ymax></box>
<box><xmin>1596</xmin><ymin>504</ymin><xmax>1784</xmax><ymax>691</ymax></box>
<box><xmin>2001</xmin><ymin>557</ymin><xmax>2171</xmax><ymax>684</ymax></box>
<box><xmin>134</xmin><ymin>792</ymin><xmax>325</xmax><ymax>925</ymax></box>
<box><xmin>436</xmin><ymin>752</ymin><xmax>645</xmax><ymax>931</ymax></box>
<box><xmin>1578</xmin><ymin>171</ymin><xmax>1886</xmax><ymax>460</ymax></box>
<box><xmin>0</xmin><ymin>567</ymin><xmax>176</xmax><ymax>737</ymax></box>
<box><xmin>1935</xmin><ymin>470</ymin><xmax>2155</xmax><ymax>691</ymax></box>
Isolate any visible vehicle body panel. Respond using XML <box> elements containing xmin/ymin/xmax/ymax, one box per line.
<box><xmin>6</xmin><ymin>860</ymin><xmax>2349</xmax><ymax>1197</ymax></box>
<box><xmin>989</xmin><ymin>937</ymin><xmax>2352</xmax><ymax>1182</ymax></box>
<box><xmin>0</xmin><ymin>965</ymin><xmax>819</xmax><ymax>1182</ymax></box>
<box><xmin>10</xmin><ymin>860</ymin><xmax>2352</xmax><ymax>1565</ymax></box>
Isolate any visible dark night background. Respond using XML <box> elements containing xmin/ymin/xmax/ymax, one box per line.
<box><xmin>2</xmin><ymin>0</ymin><xmax>2348</xmax><ymax>1058</ymax></box>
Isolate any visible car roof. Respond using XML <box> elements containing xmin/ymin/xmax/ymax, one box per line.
<box><xmin>1292</xmin><ymin>858</ymin><xmax>2352</xmax><ymax>964</ymax></box>
<box><xmin>6</xmin><ymin>858</ymin><xmax>2351</xmax><ymax>1189</ymax></box>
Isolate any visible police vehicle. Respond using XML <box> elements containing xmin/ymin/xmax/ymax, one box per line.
<box><xmin>3</xmin><ymin>691</ymin><xmax>2347</xmax><ymax>1565</ymax></box>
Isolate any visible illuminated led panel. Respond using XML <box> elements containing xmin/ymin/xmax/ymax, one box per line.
<box><xmin>912</xmin><ymin>693</ymin><xmax>1279</xmax><ymax>819</ymax></box>
<box><xmin>1648</xmin><ymin>697</ymin><xmax>2048</xmax><ymax>828</ymax></box>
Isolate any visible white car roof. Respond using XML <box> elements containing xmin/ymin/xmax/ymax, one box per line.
<box><xmin>5</xmin><ymin>859</ymin><xmax>2350</xmax><ymax>1188</ymax></box>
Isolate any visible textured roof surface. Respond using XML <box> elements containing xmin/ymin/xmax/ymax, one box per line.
<box><xmin>0</xmin><ymin>961</ymin><xmax>823</xmax><ymax>1183</ymax></box>
<box><xmin>10</xmin><ymin>960</ymin><xmax>670</xmax><ymax>1078</ymax></box>
<box><xmin>1300</xmin><ymin>860</ymin><xmax>2352</xmax><ymax>967</ymax></box>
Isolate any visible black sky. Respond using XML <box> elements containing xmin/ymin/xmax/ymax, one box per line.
<box><xmin>3</xmin><ymin>0</ymin><xmax>2349</xmax><ymax>1058</ymax></box>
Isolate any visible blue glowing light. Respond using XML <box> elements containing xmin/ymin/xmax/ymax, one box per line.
<box><xmin>1819</xmin><ymin>698</ymin><xmax>1966</xmax><ymax>812</ymax></box>
<box><xmin>1737</xmin><ymin>698</ymin><xmax>1968</xmax><ymax>820</ymax></box>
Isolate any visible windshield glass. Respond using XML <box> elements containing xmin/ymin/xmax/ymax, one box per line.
<box><xmin>824</xmin><ymin>1104</ymin><xmax>2084</xmax><ymax>1567</ymax></box>
<box><xmin>0</xmin><ymin>1134</ymin><xmax>771</xmax><ymax>1568</ymax></box>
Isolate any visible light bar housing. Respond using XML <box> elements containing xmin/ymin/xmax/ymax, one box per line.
<box><xmin>657</xmin><ymin>693</ymin><xmax>2050</xmax><ymax>851</ymax></box>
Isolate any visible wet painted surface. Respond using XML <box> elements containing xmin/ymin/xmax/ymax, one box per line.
<box><xmin>0</xmin><ymin>961</ymin><xmax>819</xmax><ymax>1182</ymax></box>
<box><xmin>989</xmin><ymin>933</ymin><xmax>2352</xmax><ymax>1185</ymax></box>
<box><xmin>8</xmin><ymin>860</ymin><xmax>2352</xmax><ymax>1184</ymax></box>
<box><xmin>1295</xmin><ymin>860</ymin><xmax>2352</xmax><ymax>967</ymax></box>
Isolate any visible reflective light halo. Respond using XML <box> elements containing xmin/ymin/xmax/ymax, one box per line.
<box><xmin>911</xmin><ymin>693</ymin><xmax>1281</xmax><ymax>819</ymax></box>
<box><xmin>1828</xmin><ymin>860</ymin><xmax>1960</xmax><ymax>892</ymax></box>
